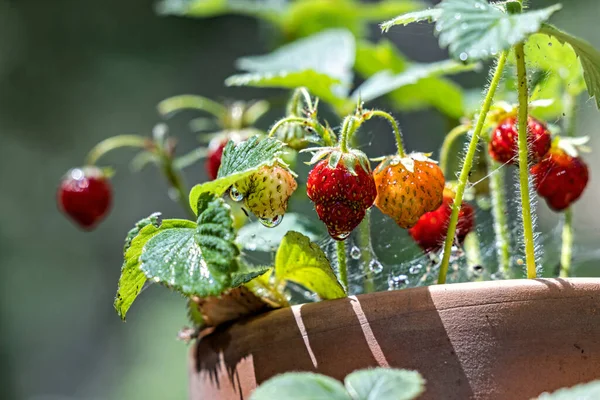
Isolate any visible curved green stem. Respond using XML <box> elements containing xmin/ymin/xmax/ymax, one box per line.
<box><xmin>440</xmin><ymin>125</ymin><xmax>470</xmax><ymax>176</ymax></box>
<box><xmin>464</xmin><ymin>232</ymin><xmax>484</xmax><ymax>281</ymax></box>
<box><xmin>160</xmin><ymin>153</ymin><xmax>194</xmax><ymax>219</ymax></box>
<box><xmin>364</xmin><ymin>110</ymin><xmax>406</xmax><ymax>157</ymax></box>
<box><xmin>339</xmin><ymin>116</ymin><xmax>356</xmax><ymax>153</ymax></box>
<box><xmin>487</xmin><ymin>155</ymin><xmax>511</xmax><ymax>276</ymax></box>
<box><xmin>560</xmin><ymin>93</ymin><xmax>578</xmax><ymax>277</ymax></box>
<box><xmin>157</xmin><ymin>95</ymin><xmax>226</xmax><ymax>119</ymax></box>
<box><xmin>86</xmin><ymin>135</ymin><xmax>149</xmax><ymax>166</ymax></box>
<box><xmin>515</xmin><ymin>43</ymin><xmax>537</xmax><ymax>279</ymax></box>
<box><xmin>337</xmin><ymin>240</ymin><xmax>349</xmax><ymax>292</ymax></box>
<box><xmin>438</xmin><ymin>51</ymin><xmax>508</xmax><ymax>284</ymax></box>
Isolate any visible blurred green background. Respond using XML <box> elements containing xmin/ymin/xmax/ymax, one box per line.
<box><xmin>1</xmin><ymin>0</ymin><xmax>599</xmax><ymax>399</ymax></box>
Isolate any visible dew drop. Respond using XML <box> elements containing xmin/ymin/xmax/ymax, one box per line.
<box><xmin>409</xmin><ymin>264</ymin><xmax>423</xmax><ymax>275</ymax></box>
<box><xmin>229</xmin><ymin>186</ymin><xmax>244</xmax><ymax>202</ymax></box>
<box><xmin>369</xmin><ymin>259</ymin><xmax>383</xmax><ymax>274</ymax></box>
<box><xmin>350</xmin><ymin>246</ymin><xmax>361</xmax><ymax>260</ymax></box>
<box><xmin>459</xmin><ymin>52</ymin><xmax>468</xmax><ymax>61</ymax></box>
<box><xmin>333</xmin><ymin>232</ymin><xmax>351</xmax><ymax>240</ymax></box>
<box><xmin>388</xmin><ymin>274</ymin><xmax>409</xmax><ymax>290</ymax></box>
<box><xmin>260</xmin><ymin>214</ymin><xmax>283</xmax><ymax>228</ymax></box>
<box><xmin>454</xmin><ymin>13</ymin><xmax>461</xmax><ymax>20</ymax></box>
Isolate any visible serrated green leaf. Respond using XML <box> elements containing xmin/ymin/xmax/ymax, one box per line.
<box><xmin>188</xmin><ymin>136</ymin><xmax>286</xmax><ymax>214</ymax></box>
<box><xmin>540</xmin><ymin>24</ymin><xmax>600</xmax><ymax>109</ymax></box>
<box><xmin>344</xmin><ymin>368</ymin><xmax>426</xmax><ymax>400</ymax></box>
<box><xmin>139</xmin><ymin>195</ymin><xmax>238</xmax><ymax>297</ymax></box>
<box><xmin>275</xmin><ymin>231</ymin><xmax>345</xmax><ymax>300</ymax></box>
<box><xmin>380</xmin><ymin>8</ymin><xmax>441</xmax><ymax>31</ymax></box>
<box><xmin>231</xmin><ymin>266</ymin><xmax>272</xmax><ymax>288</ymax></box>
<box><xmin>114</xmin><ymin>218</ymin><xmax>196</xmax><ymax>320</ymax></box>
<box><xmin>436</xmin><ymin>0</ymin><xmax>562</xmax><ymax>62</ymax></box>
<box><xmin>352</xmin><ymin>59</ymin><xmax>479</xmax><ymax>103</ymax></box>
<box><xmin>236</xmin><ymin>213</ymin><xmax>323</xmax><ymax>252</ymax></box>
<box><xmin>250</xmin><ymin>372</ymin><xmax>351</xmax><ymax>400</ymax></box>
<box><xmin>226</xmin><ymin>70</ymin><xmax>345</xmax><ymax>108</ymax></box>
<box><xmin>123</xmin><ymin>212</ymin><xmax>162</xmax><ymax>254</ymax></box>
<box><xmin>227</xmin><ymin>29</ymin><xmax>355</xmax><ymax>102</ymax></box>
<box><xmin>537</xmin><ymin>380</ymin><xmax>600</xmax><ymax>399</ymax></box>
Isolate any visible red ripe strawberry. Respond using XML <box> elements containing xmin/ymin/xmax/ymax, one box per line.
<box><xmin>373</xmin><ymin>154</ymin><xmax>445</xmax><ymax>229</ymax></box>
<box><xmin>530</xmin><ymin>148</ymin><xmax>589</xmax><ymax>211</ymax></box>
<box><xmin>408</xmin><ymin>190</ymin><xmax>475</xmax><ymax>252</ymax></box>
<box><xmin>58</xmin><ymin>166</ymin><xmax>112</xmax><ymax>230</ymax></box>
<box><xmin>488</xmin><ymin>116</ymin><xmax>551</xmax><ymax>164</ymax></box>
<box><xmin>307</xmin><ymin>151</ymin><xmax>376</xmax><ymax>240</ymax></box>
<box><xmin>205</xmin><ymin>138</ymin><xmax>227</xmax><ymax>180</ymax></box>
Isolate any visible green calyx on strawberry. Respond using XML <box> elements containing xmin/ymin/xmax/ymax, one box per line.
<box><xmin>530</xmin><ymin>136</ymin><xmax>590</xmax><ymax>211</ymax></box>
<box><xmin>373</xmin><ymin>153</ymin><xmax>446</xmax><ymax>229</ymax></box>
<box><xmin>231</xmin><ymin>163</ymin><xmax>298</xmax><ymax>227</ymax></box>
<box><xmin>305</xmin><ymin>147</ymin><xmax>376</xmax><ymax>240</ymax></box>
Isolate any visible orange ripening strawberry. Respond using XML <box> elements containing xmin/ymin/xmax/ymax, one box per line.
<box><xmin>373</xmin><ymin>153</ymin><xmax>445</xmax><ymax>229</ymax></box>
<box><xmin>408</xmin><ymin>190</ymin><xmax>475</xmax><ymax>253</ymax></box>
<box><xmin>488</xmin><ymin>116</ymin><xmax>551</xmax><ymax>164</ymax></box>
<box><xmin>530</xmin><ymin>148</ymin><xmax>589</xmax><ymax>211</ymax></box>
<box><xmin>307</xmin><ymin>150</ymin><xmax>376</xmax><ymax>240</ymax></box>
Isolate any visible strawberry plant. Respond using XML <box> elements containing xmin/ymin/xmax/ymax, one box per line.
<box><xmin>57</xmin><ymin>0</ymin><xmax>600</xmax><ymax>390</ymax></box>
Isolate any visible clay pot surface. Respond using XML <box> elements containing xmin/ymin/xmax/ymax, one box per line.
<box><xmin>189</xmin><ymin>278</ymin><xmax>600</xmax><ymax>400</ymax></box>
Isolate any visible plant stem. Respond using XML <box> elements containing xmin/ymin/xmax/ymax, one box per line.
<box><xmin>86</xmin><ymin>135</ymin><xmax>149</xmax><ymax>165</ymax></box>
<box><xmin>439</xmin><ymin>125</ymin><xmax>470</xmax><ymax>176</ymax></box>
<box><xmin>515</xmin><ymin>43</ymin><xmax>537</xmax><ymax>279</ymax></box>
<box><xmin>359</xmin><ymin>210</ymin><xmax>375</xmax><ymax>293</ymax></box>
<box><xmin>487</xmin><ymin>155</ymin><xmax>512</xmax><ymax>277</ymax></box>
<box><xmin>464</xmin><ymin>231</ymin><xmax>484</xmax><ymax>281</ymax></box>
<box><xmin>337</xmin><ymin>240</ymin><xmax>349</xmax><ymax>292</ymax></box>
<box><xmin>339</xmin><ymin>116</ymin><xmax>355</xmax><ymax>153</ymax></box>
<box><xmin>560</xmin><ymin>93</ymin><xmax>577</xmax><ymax>277</ymax></box>
<box><xmin>438</xmin><ymin>51</ymin><xmax>508</xmax><ymax>284</ymax></box>
<box><xmin>365</xmin><ymin>110</ymin><xmax>406</xmax><ymax>157</ymax></box>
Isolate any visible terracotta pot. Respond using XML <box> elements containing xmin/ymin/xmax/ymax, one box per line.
<box><xmin>189</xmin><ymin>278</ymin><xmax>600</xmax><ymax>400</ymax></box>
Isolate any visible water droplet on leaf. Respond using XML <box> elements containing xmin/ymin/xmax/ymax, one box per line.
<box><xmin>459</xmin><ymin>52</ymin><xmax>468</xmax><ymax>61</ymax></box>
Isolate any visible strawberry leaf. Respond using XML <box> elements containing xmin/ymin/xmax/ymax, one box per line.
<box><xmin>114</xmin><ymin>217</ymin><xmax>196</xmax><ymax>320</ymax></box>
<box><xmin>436</xmin><ymin>0</ymin><xmax>562</xmax><ymax>62</ymax></box>
<box><xmin>188</xmin><ymin>136</ymin><xmax>286</xmax><ymax>215</ymax></box>
<box><xmin>540</xmin><ymin>24</ymin><xmax>600</xmax><ymax>109</ymax></box>
<box><xmin>275</xmin><ymin>231</ymin><xmax>346</xmax><ymax>300</ymax></box>
<box><xmin>250</xmin><ymin>373</ymin><xmax>351</xmax><ymax>400</ymax></box>
<box><xmin>344</xmin><ymin>368</ymin><xmax>426</xmax><ymax>400</ymax></box>
<box><xmin>140</xmin><ymin>194</ymin><xmax>239</xmax><ymax>297</ymax></box>
<box><xmin>537</xmin><ymin>379</ymin><xmax>600</xmax><ymax>399</ymax></box>
<box><xmin>231</xmin><ymin>265</ymin><xmax>272</xmax><ymax>288</ymax></box>
<box><xmin>380</xmin><ymin>8</ymin><xmax>441</xmax><ymax>31</ymax></box>
<box><xmin>225</xmin><ymin>29</ymin><xmax>355</xmax><ymax>106</ymax></box>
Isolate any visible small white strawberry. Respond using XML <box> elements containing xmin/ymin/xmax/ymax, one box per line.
<box><xmin>232</xmin><ymin>165</ymin><xmax>297</xmax><ymax>226</ymax></box>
